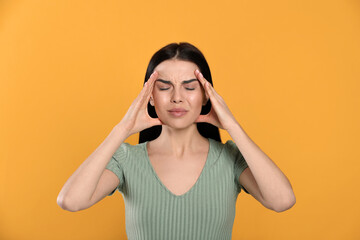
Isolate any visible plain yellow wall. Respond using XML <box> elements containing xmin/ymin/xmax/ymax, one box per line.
<box><xmin>1</xmin><ymin>0</ymin><xmax>359</xmax><ymax>239</ymax></box>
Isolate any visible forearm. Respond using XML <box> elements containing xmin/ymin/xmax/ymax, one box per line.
<box><xmin>57</xmin><ymin>124</ymin><xmax>128</xmax><ymax>210</ymax></box>
<box><xmin>228</xmin><ymin>122</ymin><xmax>295</xmax><ymax>209</ymax></box>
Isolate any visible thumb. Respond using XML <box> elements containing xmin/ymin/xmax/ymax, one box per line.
<box><xmin>150</xmin><ymin>118</ymin><xmax>164</xmax><ymax>126</ymax></box>
<box><xmin>195</xmin><ymin>114</ymin><xmax>209</xmax><ymax>123</ymax></box>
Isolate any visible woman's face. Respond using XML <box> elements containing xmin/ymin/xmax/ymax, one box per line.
<box><xmin>150</xmin><ymin>59</ymin><xmax>208</xmax><ymax>129</ymax></box>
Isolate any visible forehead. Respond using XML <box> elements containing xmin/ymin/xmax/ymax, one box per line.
<box><xmin>154</xmin><ymin>59</ymin><xmax>199</xmax><ymax>80</ymax></box>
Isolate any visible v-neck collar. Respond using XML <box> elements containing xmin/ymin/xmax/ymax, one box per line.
<box><xmin>144</xmin><ymin>138</ymin><xmax>212</xmax><ymax>198</ymax></box>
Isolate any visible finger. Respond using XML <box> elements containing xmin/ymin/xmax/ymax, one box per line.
<box><xmin>195</xmin><ymin>113</ymin><xmax>218</xmax><ymax>128</ymax></box>
<box><xmin>205</xmin><ymin>80</ymin><xmax>222</xmax><ymax>99</ymax></box>
<box><xmin>144</xmin><ymin>71</ymin><xmax>158</xmax><ymax>101</ymax></box>
<box><xmin>139</xmin><ymin>71</ymin><xmax>158</xmax><ymax>106</ymax></box>
<box><xmin>204</xmin><ymin>80</ymin><xmax>226</xmax><ymax>107</ymax></box>
<box><xmin>195</xmin><ymin>114</ymin><xmax>209</xmax><ymax>123</ymax></box>
<box><xmin>193</xmin><ymin>70</ymin><xmax>221</xmax><ymax>109</ymax></box>
<box><xmin>144</xmin><ymin>71</ymin><xmax>158</xmax><ymax>92</ymax></box>
<box><xmin>194</xmin><ymin>69</ymin><xmax>222</xmax><ymax>101</ymax></box>
<box><xmin>204</xmin><ymin>81</ymin><xmax>217</xmax><ymax>101</ymax></box>
<box><xmin>148</xmin><ymin>70</ymin><xmax>158</xmax><ymax>85</ymax></box>
<box><xmin>194</xmin><ymin>69</ymin><xmax>208</xmax><ymax>88</ymax></box>
<box><xmin>136</xmin><ymin>75</ymin><xmax>153</xmax><ymax>104</ymax></box>
<box><xmin>194</xmin><ymin>69</ymin><xmax>211</xmax><ymax>100</ymax></box>
<box><xmin>150</xmin><ymin>117</ymin><xmax>164</xmax><ymax>126</ymax></box>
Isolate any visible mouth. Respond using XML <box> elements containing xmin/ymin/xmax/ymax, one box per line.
<box><xmin>168</xmin><ymin>109</ymin><xmax>188</xmax><ymax>117</ymax></box>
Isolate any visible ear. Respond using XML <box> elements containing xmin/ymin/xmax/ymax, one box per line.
<box><xmin>202</xmin><ymin>96</ymin><xmax>209</xmax><ymax>105</ymax></box>
<box><xmin>202</xmin><ymin>91</ymin><xmax>209</xmax><ymax>106</ymax></box>
<box><xmin>149</xmin><ymin>95</ymin><xmax>154</xmax><ymax>106</ymax></box>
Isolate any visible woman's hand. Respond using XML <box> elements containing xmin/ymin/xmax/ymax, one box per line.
<box><xmin>194</xmin><ymin>69</ymin><xmax>238</xmax><ymax>131</ymax></box>
<box><xmin>117</xmin><ymin>71</ymin><xmax>163</xmax><ymax>137</ymax></box>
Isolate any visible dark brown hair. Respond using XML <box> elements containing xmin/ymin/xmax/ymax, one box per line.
<box><xmin>139</xmin><ymin>42</ymin><xmax>221</xmax><ymax>143</ymax></box>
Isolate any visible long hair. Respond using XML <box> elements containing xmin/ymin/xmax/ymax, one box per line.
<box><xmin>139</xmin><ymin>42</ymin><xmax>221</xmax><ymax>144</ymax></box>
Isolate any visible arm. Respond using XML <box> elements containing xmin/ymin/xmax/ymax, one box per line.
<box><xmin>194</xmin><ymin>69</ymin><xmax>295</xmax><ymax>212</ymax></box>
<box><xmin>57</xmin><ymin>70</ymin><xmax>161</xmax><ymax>212</ymax></box>
<box><xmin>229</xmin><ymin>122</ymin><xmax>296</xmax><ymax>212</ymax></box>
<box><xmin>57</xmin><ymin>124</ymin><xmax>128</xmax><ymax>212</ymax></box>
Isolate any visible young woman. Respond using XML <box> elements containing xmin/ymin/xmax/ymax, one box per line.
<box><xmin>57</xmin><ymin>42</ymin><xmax>296</xmax><ymax>239</ymax></box>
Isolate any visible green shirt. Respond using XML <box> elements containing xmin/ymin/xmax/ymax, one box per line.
<box><xmin>106</xmin><ymin>138</ymin><xmax>249</xmax><ymax>240</ymax></box>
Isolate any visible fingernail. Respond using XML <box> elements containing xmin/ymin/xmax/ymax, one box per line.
<box><xmin>195</xmin><ymin>69</ymin><xmax>199</xmax><ymax>74</ymax></box>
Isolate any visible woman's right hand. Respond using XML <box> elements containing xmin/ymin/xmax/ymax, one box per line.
<box><xmin>117</xmin><ymin>71</ymin><xmax>163</xmax><ymax>138</ymax></box>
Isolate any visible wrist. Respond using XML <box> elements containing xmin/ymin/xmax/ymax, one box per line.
<box><xmin>224</xmin><ymin>118</ymin><xmax>240</xmax><ymax>131</ymax></box>
<box><xmin>113</xmin><ymin>123</ymin><xmax>131</xmax><ymax>139</ymax></box>
<box><xmin>227</xmin><ymin>120</ymin><xmax>243</xmax><ymax>135</ymax></box>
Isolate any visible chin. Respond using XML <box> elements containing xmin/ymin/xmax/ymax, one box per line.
<box><xmin>158</xmin><ymin>114</ymin><xmax>198</xmax><ymax>130</ymax></box>
<box><xmin>161</xmin><ymin>120</ymin><xmax>195</xmax><ymax>130</ymax></box>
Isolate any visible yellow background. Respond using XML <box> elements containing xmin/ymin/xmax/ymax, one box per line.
<box><xmin>1</xmin><ymin>0</ymin><xmax>359</xmax><ymax>239</ymax></box>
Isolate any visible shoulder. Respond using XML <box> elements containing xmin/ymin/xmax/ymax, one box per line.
<box><xmin>207</xmin><ymin>138</ymin><xmax>241</xmax><ymax>161</ymax></box>
<box><xmin>211</xmin><ymin>138</ymin><xmax>237</xmax><ymax>148</ymax></box>
<box><xmin>112</xmin><ymin>142</ymin><xmax>133</xmax><ymax>162</ymax></box>
<box><xmin>113</xmin><ymin>141</ymin><xmax>149</xmax><ymax>160</ymax></box>
<box><xmin>211</xmin><ymin>139</ymin><xmax>240</xmax><ymax>156</ymax></box>
<box><xmin>212</xmin><ymin>139</ymin><xmax>246</xmax><ymax>167</ymax></box>
<box><xmin>224</xmin><ymin>139</ymin><xmax>238</xmax><ymax>151</ymax></box>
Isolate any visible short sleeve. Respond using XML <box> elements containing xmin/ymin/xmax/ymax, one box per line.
<box><xmin>226</xmin><ymin>140</ymin><xmax>250</xmax><ymax>194</ymax></box>
<box><xmin>105</xmin><ymin>142</ymin><xmax>129</xmax><ymax>196</ymax></box>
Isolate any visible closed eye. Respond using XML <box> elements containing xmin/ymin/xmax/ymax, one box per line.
<box><xmin>159</xmin><ymin>87</ymin><xmax>195</xmax><ymax>91</ymax></box>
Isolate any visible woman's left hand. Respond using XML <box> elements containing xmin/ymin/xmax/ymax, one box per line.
<box><xmin>194</xmin><ymin>69</ymin><xmax>238</xmax><ymax>131</ymax></box>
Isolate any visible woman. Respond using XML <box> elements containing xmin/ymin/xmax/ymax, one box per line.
<box><xmin>57</xmin><ymin>42</ymin><xmax>296</xmax><ymax>239</ymax></box>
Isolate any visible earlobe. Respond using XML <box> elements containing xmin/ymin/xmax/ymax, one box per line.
<box><xmin>203</xmin><ymin>97</ymin><xmax>209</xmax><ymax>106</ymax></box>
<box><xmin>203</xmin><ymin>93</ymin><xmax>210</xmax><ymax>105</ymax></box>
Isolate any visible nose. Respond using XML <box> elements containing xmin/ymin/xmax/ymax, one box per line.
<box><xmin>170</xmin><ymin>88</ymin><xmax>183</xmax><ymax>103</ymax></box>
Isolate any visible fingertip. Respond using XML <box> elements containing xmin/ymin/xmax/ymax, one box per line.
<box><xmin>195</xmin><ymin>69</ymin><xmax>203</xmax><ymax>79</ymax></box>
<box><xmin>150</xmin><ymin>71</ymin><xmax>158</xmax><ymax>82</ymax></box>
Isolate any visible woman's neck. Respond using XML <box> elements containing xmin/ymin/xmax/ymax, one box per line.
<box><xmin>149</xmin><ymin>124</ymin><xmax>208</xmax><ymax>158</ymax></box>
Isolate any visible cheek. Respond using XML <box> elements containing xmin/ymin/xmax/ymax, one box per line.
<box><xmin>152</xmin><ymin>90</ymin><xmax>203</xmax><ymax>107</ymax></box>
<box><xmin>188</xmin><ymin>92</ymin><xmax>204</xmax><ymax>107</ymax></box>
<box><xmin>152</xmin><ymin>92</ymin><xmax>168</xmax><ymax>108</ymax></box>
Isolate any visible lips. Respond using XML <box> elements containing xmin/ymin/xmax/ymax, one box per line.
<box><xmin>168</xmin><ymin>108</ymin><xmax>188</xmax><ymax>117</ymax></box>
<box><xmin>168</xmin><ymin>108</ymin><xmax>187</xmax><ymax>112</ymax></box>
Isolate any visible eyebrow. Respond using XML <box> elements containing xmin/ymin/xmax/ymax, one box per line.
<box><xmin>156</xmin><ymin>79</ymin><xmax>198</xmax><ymax>84</ymax></box>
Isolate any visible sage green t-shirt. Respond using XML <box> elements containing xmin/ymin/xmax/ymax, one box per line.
<box><xmin>105</xmin><ymin>138</ymin><xmax>249</xmax><ymax>240</ymax></box>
